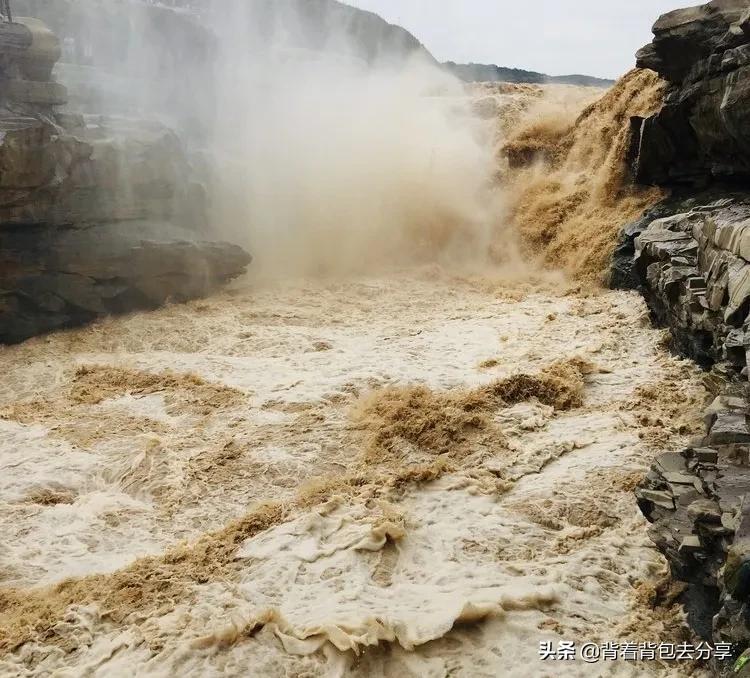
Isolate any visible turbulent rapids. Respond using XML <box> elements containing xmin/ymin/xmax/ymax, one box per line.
<box><xmin>2</xmin><ymin>0</ymin><xmax>743</xmax><ymax>675</ymax></box>
<box><xmin>0</xmin><ymin>270</ymin><xmax>707</xmax><ymax>676</ymax></box>
<box><xmin>0</xmin><ymin>51</ymin><xmax>711</xmax><ymax>678</ymax></box>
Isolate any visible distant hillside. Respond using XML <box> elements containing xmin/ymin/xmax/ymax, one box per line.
<box><xmin>15</xmin><ymin>0</ymin><xmax>437</xmax><ymax>68</ymax></box>
<box><xmin>278</xmin><ymin>0</ymin><xmax>437</xmax><ymax>65</ymax></box>
<box><xmin>444</xmin><ymin>61</ymin><xmax>614</xmax><ymax>88</ymax></box>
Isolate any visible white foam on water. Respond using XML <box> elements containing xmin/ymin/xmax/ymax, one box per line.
<box><xmin>0</xmin><ymin>273</ymin><xmax>707</xmax><ymax>677</ymax></box>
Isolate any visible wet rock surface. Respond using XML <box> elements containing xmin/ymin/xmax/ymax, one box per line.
<box><xmin>625</xmin><ymin>195</ymin><xmax>750</xmax><ymax>660</ymax></box>
<box><xmin>636</xmin><ymin>405</ymin><xmax>750</xmax><ymax>652</ymax></box>
<box><xmin>0</xmin><ymin>220</ymin><xmax>251</xmax><ymax>344</ymax></box>
<box><xmin>626</xmin><ymin>1</ymin><xmax>750</xmax><ymax>660</ymax></box>
<box><xmin>634</xmin><ymin>0</ymin><xmax>750</xmax><ymax>185</ymax></box>
<box><xmin>622</xmin><ymin>10</ymin><xmax>750</xmax><ymax>667</ymax></box>
<box><xmin>0</xmin><ymin>11</ymin><xmax>251</xmax><ymax>344</ymax></box>
<box><xmin>631</xmin><ymin>196</ymin><xmax>750</xmax><ymax>368</ymax></box>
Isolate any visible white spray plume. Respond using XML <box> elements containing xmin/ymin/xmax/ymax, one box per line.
<box><xmin>49</xmin><ymin>0</ymin><xmax>509</xmax><ymax>277</ymax></box>
<box><xmin>204</xmin><ymin>0</ymin><xmax>506</xmax><ymax>277</ymax></box>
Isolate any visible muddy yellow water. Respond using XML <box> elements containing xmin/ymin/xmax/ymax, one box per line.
<box><xmin>0</xmin><ymin>270</ymin><xmax>708</xmax><ymax>677</ymax></box>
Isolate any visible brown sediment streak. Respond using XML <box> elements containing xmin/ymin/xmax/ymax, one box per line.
<box><xmin>0</xmin><ymin>358</ymin><xmax>591</xmax><ymax>655</ymax></box>
<box><xmin>0</xmin><ymin>502</ymin><xmax>289</xmax><ymax>654</ymax></box>
<box><xmin>2</xmin><ymin>365</ymin><xmax>245</xmax><ymax>427</ymax></box>
<box><xmin>70</xmin><ymin>365</ymin><xmax>246</xmax><ymax>412</ymax></box>
<box><xmin>354</xmin><ymin>357</ymin><xmax>594</xmax><ymax>465</ymax></box>
<box><xmin>500</xmin><ymin>69</ymin><xmax>667</xmax><ymax>283</ymax></box>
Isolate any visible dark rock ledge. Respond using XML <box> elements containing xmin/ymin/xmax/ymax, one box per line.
<box><xmin>619</xmin><ymin>1</ymin><xmax>750</xmax><ymax>669</ymax></box>
<box><xmin>0</xmin><ymin>221</ymin><xmax>251</xmax><ymax>343</ymax></box>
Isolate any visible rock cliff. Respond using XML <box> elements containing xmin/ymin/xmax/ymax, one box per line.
<box><xmin>634</xmin><ymin>0</ymin><xmax>750</xmax><ymax>186</ymax></box>
<box><xmin>628</xmin><ymin>195</ymin><xmax>750</xmax><ymax>662</ymax></box>
<box><xmin>0</xmin><ymin>12</ymin><xmax>250</xmax><ymax>344</ymax></box>
<box><xmin>621</xmin><ymin>0</ymin><xmax>750</xmax><ymax>666</ymax></box>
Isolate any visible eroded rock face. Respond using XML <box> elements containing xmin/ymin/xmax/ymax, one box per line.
<box><xmin>631</xmin><ymin>197</ymin><xmax>750</xmax><ymax>368</ymax></box>
<box><xmin>0</xmin><ymin>114</ymin><xmax>202</xmax><ymax>227</ymax></box>
<box><xmin>0</xmin><ymin>11</ymin><xmax>251</xmax><ymax>344</ymax></box>
<box><xmin>629</xmin><ymin>11</ymin><xmax>750</xmax><ymax>644</ymax></box>
<box><xmin>637</xmin><ymin>441</ymin><xmax>740</xmax><ymax>643</ymax></box>
<box><xmin>0</xmin><ymin>108</ymin><xmax>252</xmax><ymax>344</ymax></box>
<box><xmin>0</xmin><ymin>221</ymin><xmax>251</xmax><ymax>343</ymax></box>
<box><xmin>633</xmin><ymin>0</ymin><xmax>750</xmax><ymax>185</ymax></box>
<box><xmin>636</xmin><ymin>390</ymin><xmax>750</xmax><ymax>652</ymax></box>
<box><xmin>635</xmin><ymin>0</ymin><xmax>748</xmax><ymax>83</ymax></box>
<box><xmin>626</xmin><ymin>195</ymin><xmax>750</xmax><ymax>659</ymax></box>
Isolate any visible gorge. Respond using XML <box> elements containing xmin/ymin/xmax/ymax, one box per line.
<box><xmin>1</xmin><ymin>1</ymin><xmax>750</xmax><ymax>676</ymax></box>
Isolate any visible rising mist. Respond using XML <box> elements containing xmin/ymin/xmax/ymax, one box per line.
<box><xmin>46</xmin><ymin>0</ymin><xmax>509</xmax><ymax>277</ymax></box>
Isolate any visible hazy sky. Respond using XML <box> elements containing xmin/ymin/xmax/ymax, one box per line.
<box><xmin>345</xmin><ymin>0</ymin><xmax>681</xmax><ymax>79</ymax></box>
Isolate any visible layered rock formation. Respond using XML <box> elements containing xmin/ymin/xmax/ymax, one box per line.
<box><xmin>622</xmin><ymin>0</ymin><xmax>750</xmax><ymax>664</ymax></box>
<box><xmin>626</xmin><ymin>196</ymin><xmax>750</xmax><ymax>367</ymax></box>
<box><xmin>629</xmin><ymin>197</ymin><xmax>750</xmax><ymax>658</ymax></box>
<box><xmin>633</xmin><ymin>0</ymin><xmax>750</xmax><ymax>186</ymax></box>
<box><xmin>0</xmin><ymin>13</ymin><xmax>250</xmax><ymax>344</ymax></box>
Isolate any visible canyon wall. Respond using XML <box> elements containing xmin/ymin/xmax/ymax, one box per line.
<box><xmin>0</xmin><ymin>11</ymin><xmax>251</xmax><ymax>343</ymax></box>
<box><xmin>1</xmin><ymin>0</ymin><xmax>436</xmax><ymax>344</ymax></box>
<box><xmin>620</xmin><ymin>0</ymin><xmax>750</xmax><ymax>664</ymax></box>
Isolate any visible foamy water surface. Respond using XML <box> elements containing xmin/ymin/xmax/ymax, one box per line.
<box><xmin>0</xmin><ymin>271</ymin><xmax>708</xmax><ymax>677</ymax></box>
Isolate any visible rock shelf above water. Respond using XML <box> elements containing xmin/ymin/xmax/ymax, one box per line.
<box><xmin>620</xmin><ymin>1</ymin><xmax>750</xmax><ymax>660</ymax></box>
<box><xmin>0</xmin><ymin>220</ymin><xmax>251</xmax><ymax>344</ymax></box>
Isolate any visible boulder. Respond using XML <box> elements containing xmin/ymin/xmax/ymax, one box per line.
<box><xmin>0</xmin><ymin>220</ymin><xmax>251</xmax><ymax>343</ymax></box>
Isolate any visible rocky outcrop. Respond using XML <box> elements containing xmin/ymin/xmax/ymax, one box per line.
<box><xmin>623</xmin><ymin>2</ymin><xmax>750</xmax><ymax>655</ymax></box>
<box><xmin>0</xmin><ymin>114</ymin><xmax>206</xmax><ymax>228</ymax></box>
<box><xmin>624</xmin><ymin>139</ymin><xmax>750</xmax><ymax>674</ymax></box>
<box><xmin>0</xmin><ymin>221</ymin><xmax>251</xmax><ymax>343</ymax></box>
<box><xmin>0</xmin><ymin>12</ymin><xmax>251</xmax><ymax>344</ymax></box>
<box><xmin>611</xmin><ymin>196</ymin><xmax>695</xmax><ymax>291</ymax></box>
<box><xmin>627</xmin><ymin>195</ymin><xmax>750</xmax><ymax>664</ymax></box>
<box><xmin>1</xmin><ymin>0</ymin><xmax>439</xmax><ymax>344</ymax></box>
<box><xmin>635</xmin><ymin>374</ymin><xmax>750</xmax><ymax>650</ymax></box>
<box><xmin>0</xmin><ymin>109</ymin><xmax>251</xmax><ymax>343</ymax></box>
<box><xmin>636</xmin><ymin>436</ymin><xmax>744</xmax><ymax>643</ymax></box>
<box><xmin>633</xmin><ymin>0</ymin><xmax>750</xmax><ymax>185</ymax></box>
<box><xmin>630</xmin><ymin>196</ymin><xmax>750</xmax><ymax>368</ymax></box>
